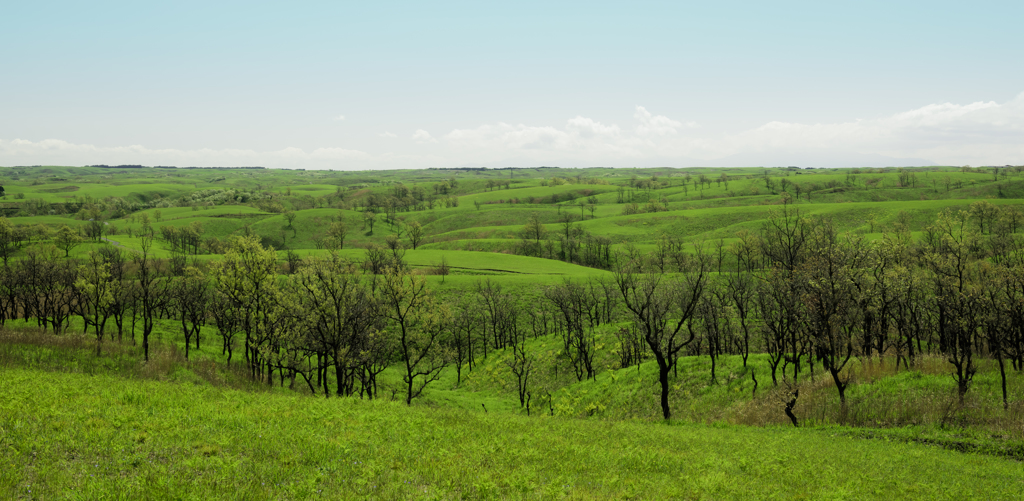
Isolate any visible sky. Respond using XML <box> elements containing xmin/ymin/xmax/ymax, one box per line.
<box><xmin>2</xmin><ymin>1</ymin><xmax>1023</xmax><ymax>169</ymax></box>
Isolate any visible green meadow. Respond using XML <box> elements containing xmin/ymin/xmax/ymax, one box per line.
<box><xmin>3</xmin><ymin>366</ymin><xmax>1023</xmax><ymax>500</ymax></box>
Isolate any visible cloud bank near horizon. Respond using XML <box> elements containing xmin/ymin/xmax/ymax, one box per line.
<box><xmin>3</xmin><ymin>95</ymin><xmax>1022</xmax><ymax>170</ymax></box>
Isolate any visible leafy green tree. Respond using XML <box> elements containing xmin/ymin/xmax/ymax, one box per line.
<box><xmin>213</xmin><ymin>235</ymin><xmax>286</xmax><ymax>382</ymax></box>
<box><xmin>363</xmin><ymin>211</ymin><xmax>377</xmax><ymax>234</ymax></box>
<box><xmin>978</xmin><ymin>263</ymin><xmax>1016</xmax><ymax>410</ymax></box>
<box><xmin>75</xmin><ymin>252</ymin><xmax>115</xmax><ymax>353</ymax></box>
<box><xmin>54</xmin><ymin>225</ymin><xmax>81</xmax><ymax>257</ymax></box>
<box><xmin>98</xmin><ymin>246</ymin><xmax>132</xmax><ymax>342</ymax></box>
<box><xmin>327</xmin><ymin>221</ymin><xmax>347</xmax><ymax>250</ymax></box>
<box><xmin>139</xmin><ymin>212</ymin><xmax>152</xmax><ymax>236</ymax></box>
<box><xmin>797</xmin><ymin>226</ymin><xmax>868</xmax><ymax>409</ymax></box>
<box><xmin>291</xmin><ymin>254</ymin><xmax>383</xmax><ymax>398</ymax></box>
<box><xmin>0</xmin><ymin>217</ymin><xmax>26</xmax><ymax>265</ymax></box>
<box><xmin>406</xmin><ymin>221</ymin><xmax>423</xmax><ymax>250</ymax></box>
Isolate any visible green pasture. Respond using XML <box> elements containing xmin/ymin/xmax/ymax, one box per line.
<box><xmin>3</xmin><ymin>367</ymin><xmax>1022</xmax><ymax>500</ymax></box>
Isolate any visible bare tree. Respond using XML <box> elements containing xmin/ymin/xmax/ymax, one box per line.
<box><xmin>133</xmin><ymin>236</ymin><xmax>169</xmax><ymax>362</ymax></box>
<box><xmin>725</xmin><ymin>271</ymin><xmax>755</xmax><ymax>367</ymax></box>
<box><xmin>377</xmin><ymin>266</ymin><xmax>452</xmax><ymax>405</ymax></box>
<box><xmin>696</xmin><ymin>278</ymin><xmax>731</xmax><ymax>383</ymax></box>
<box><xmin>545</xmin><ymin>279</ymin><xmax>598</xmax><ymax>381</ymax></box>
<box><xmin>797</xmin><ymin>227</ymin><xmax>868</xmax><ymax>409</ymax></box>
<box><xmin>505</xmin><ymin>326</ymin><xmax>535</xmax><ymax>411</ymax></box>
<box><xmin>448</xmin><ymin>296</ymin><xmax>482</xmax><ymax>385</ymax></box>
<box><xmin>172</xmin><ymin>266</ymin><xmax>208</xmax><ymax>360</ymax></box>
<box><xmin>923</xmin><ymin>209</ymin><xmax>983</xmax><ymax>404</ymax></box>
<box><xmin>614</xmin><ymin>244</ymin><xmax>710</xmax><ymax>420</ymax></box>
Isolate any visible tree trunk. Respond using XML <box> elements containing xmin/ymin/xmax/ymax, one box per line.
<box><xmin>657</xmin><ymin>356</ymin><xmax>671</xmax><ymax>420</ymax></box>
<box><xmin>997</xmin><ymin>354</ymin><xmax>1008</xmax><ymax>411</ymax></box>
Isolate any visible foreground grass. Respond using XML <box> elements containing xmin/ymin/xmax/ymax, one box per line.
<box><xmin>2</xmin><ymin>368</ymin><xmax>1023</xmax><ymax>500</ymax></box>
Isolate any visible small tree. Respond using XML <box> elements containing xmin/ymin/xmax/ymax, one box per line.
<box><xmin>407</xmin><ymin>221</ymin><xmax>424</xmax><ymax>250</ymax></box>
<box><xmin>377</xmin><ymin>267</ymin><xmax>452</xmax><ymax>405</ymax></box>
<box><xmin>212</xmin><ymin>235</ymin><xmax>287</xmax><ymax>383</ymax></box>
<box><xmin>54</xmin><ymin>225</ymin><xmax>81</xmax><ymax>257</ymax></box>
<box><xmin>75</xmin><ymin>252</ymin><xmax>115</xmax><ymax>354</ymax></box>
<box><xmin>0</xmin><ymin>217</ymin><xmax>26</xmax><ymax>265</ymax></box>
<box><xmin>139</xmin><ymin>213</ymin><xmax>152</xmax><ymax>236</ymax></box>
<box><xmin>133</xmin><ymin>236</ymin><xmax>170</xmax><ymax>362</ymax></box>
<box><xmin>284</xmin><ymin>211</ymin><xmax>297</xmax><ymax>236</ymax></box>
<box><xmin>363</xmin><ymin>211</ymin><xmax>377</xmax><ymax>234</ymax></box>
<box><xmin>614</xmin><ymin>244</ymin><xmax>710</xmax><ymax>420</ymax></box>
<box><xmin>505</xmin><ymin>327</ymin><xmax>535</xmax><ymax>412</ymax></box>
<box><xmin>520</xmin><ymin>212</ymin><xmax>546</xmax><ymax>257</ymax></box>
<box><xmin>172</xmin><ymin>266</ymin><xmax>208</xmax><ymax>360</ymax></box>
<box><xmin>435</xmin><ymin>255</ymin><xmax>450</xmax><ymax>283</ymax></box>
<box><xmin>327</xmin><ymin>221</ymin><xmax>347</xmax><ymax>250</ymax></box>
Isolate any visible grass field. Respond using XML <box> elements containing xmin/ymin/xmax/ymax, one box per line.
<box><xmin>3</xmin><ymin>366</ymin><xmax>1023</xmax><ymax>500</ymax></box>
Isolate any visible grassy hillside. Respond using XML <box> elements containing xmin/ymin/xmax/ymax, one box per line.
<box><xmin>3</xmin><ymin>164</ymin><xmax>1022</xmax><ymax>276</ymax></box>
<box><xmin>3</xmin><ymin>366</ymin><xmax>1023</xmax><ymax>500</ymax></box>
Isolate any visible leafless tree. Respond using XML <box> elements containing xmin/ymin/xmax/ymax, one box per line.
<box><xmin>614</xmin><ymin>243</ymin><xmax>710</xmax><ymax>420</ymax></box>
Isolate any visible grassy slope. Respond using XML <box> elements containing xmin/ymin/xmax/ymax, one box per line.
<box><xmin>3</xmin><ymin>367</ymin><xmax>1023</xmax><ymax>500</ymax></box>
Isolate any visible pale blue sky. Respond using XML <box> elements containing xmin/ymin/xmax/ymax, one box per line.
<box><xmin>2</xmin><ymin>1</ymin><xmax>1022</xmax><ymax>168</ymax></box>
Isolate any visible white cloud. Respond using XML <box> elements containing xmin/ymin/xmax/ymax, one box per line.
<box><xmin>412</xmin><ymin>129</ymin><xmax>437</xmax><ymax>144</ymax></box>
<box><xmin>444</xmin><ymin>116</ymin><xmax>641</xmax><ymax>161</ymax></box>
<box><xmin>716</xmin><ymin>93</ymin><xmax>1024</xmax><ymax>165</ymax></box>
<box><xmin>334</xmin><ymin>115</ymin><xmax>346</xmax><ymax>121</ymax></box>
<box><xmin>4</xmin><ymin>94</ymin><xmax>1022</xmax><ymax>169</ymax></box>
<box><xmin>633</xmin><ymin>106</ymin><xmax>696</xmax><ymax>136</ymax></box>
<box><xmin>379</xmin><ymin>131</ymin><xmax>397</xmax><ymax>138</ymax></box>
<box><xmin>438</xmin><ymin>96</ymin><xmax>1024</xmax><ymax>166</ymax></box>
<box><xmin>0</xmin><ymin>138</ymin><xmax>375</xmax><ymax>169</ymax></box>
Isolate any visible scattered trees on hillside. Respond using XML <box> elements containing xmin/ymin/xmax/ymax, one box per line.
<box><xmin>2</xmin><ymin>189</ymin><xmax>1024</xmax><ymax>422</ymax></box>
